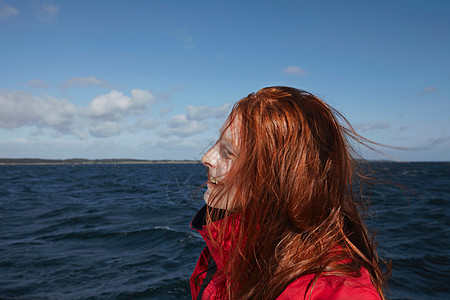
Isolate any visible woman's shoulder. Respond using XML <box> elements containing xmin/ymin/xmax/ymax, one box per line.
<box><xmin>277</xmin><ymin>268</ymin><xmax>381</xmax><ymax>300</ymax></box>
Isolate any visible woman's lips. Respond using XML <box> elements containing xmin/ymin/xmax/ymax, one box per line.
<box><xmin>207</xmin><ymin>170</ymin><xmax>221</xmax><ymax>185</ymax></box>
<box><xmin>208</xmin><ymin>175</ymin><xmax>221</xmax><ymax>185</ymax></box>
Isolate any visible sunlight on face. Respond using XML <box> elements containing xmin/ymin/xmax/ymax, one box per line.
<box><xmin>201</xmin><ymin>117</ymin><xmax>239</xmax><ymax>209</ymax></box>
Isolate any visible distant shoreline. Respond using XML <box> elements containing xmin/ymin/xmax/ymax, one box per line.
<box><xmin>0</xmin><ymin>158</ymin><xmax>201</xmax><ymax>165</ymax></box>
<box><xmin>0</xmin><ymin>159</ymin><xmax>446</xmax><ymax>165</ymax></box>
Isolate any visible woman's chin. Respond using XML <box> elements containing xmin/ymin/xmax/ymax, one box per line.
<box><xmin>204</xmin><ymin>192</ymin><xmax>224</xmax><ymax>209</ymax></box>
<box><xmin>203</xmin><ymin>189</ymin><xmax>211</xmax><ymax>205</ymax></box>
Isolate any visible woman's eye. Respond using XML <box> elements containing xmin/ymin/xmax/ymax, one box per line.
<box><xmin>219</xmin><ymin>145</ymin><xmax>233</xmax><ymax>159</ymax></box>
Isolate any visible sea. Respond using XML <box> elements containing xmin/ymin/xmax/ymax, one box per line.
<box><xmin>0</xmin><ymin>162</ymin><xmax>448</xmax><ymax>300</ymax></box>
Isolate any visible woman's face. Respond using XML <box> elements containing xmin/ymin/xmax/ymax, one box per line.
<box><xmin>201</xmin><ymin>117</ymin><xmax>239</xmax><ymax>209</ymax></box>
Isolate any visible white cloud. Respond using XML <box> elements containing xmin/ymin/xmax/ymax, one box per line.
<box><xmin>133</xmin><ymin>117</ymin><xmax>159</xmax><ymax>130</ymax></box>
<box><xmin>160</xmin><ymin>105</ymin><xmax>174</xmax><ymax>116</ymax></box>
<box><xmin>157</xmin><ymin>114</ymin><xmax>204</xmax><ymax>137</ymax></box>
<box><xmin>355</xmin><ymin>122</ymin><xmax>390</xmax><ymax>132</ymax></box>
<box><xmin>89</xmin><ymin>121</ymin><xmax>123</xmax><ymax>138</ymax></box>
<box><xmin>0</xmin><ymin>1</ymin><xmax>18</xmax><ymax>19</ymax></box>
<box><xmin>155</xmin><ymin>137</ymin><xmax>209</xmax><ymax>154</ymax></box>
<box><xmin>0</xmin><ymin>88</ymin><xmax>230</xmax><ymax>147</ymax></box>
<box><xmin>156</xmin><ymin>103</ymin><xmax>233</xmax><ymax>138</ymax></box>
<box><xmin>0</xmin><ymin>1</ymin><xmax>59</xmax><ymax>23</ymax></box>
<box><xmin>43</xmin><ymin>4</ymin><xmax>59</xmax><ymax>15</ymax></box>
<box><xmin>130</xmin><ymin>89</ymin><xmax>156</xmax><ymax>108</ymax></box>
<box><xmin>0</xmin><ymin>89</ymin><xmax>160</xmax><ymax>139</ymax></box>
<box><xmin>0</xmin><ymin>90</ymin><xmax>79</xmax><ymax>135</ymax></box>
<box><xmin>61</xmin><ymin>75</ymin><xmax>114</xmax><ymax>90</ymax></box>
<box><xmin>33</xmin><ymin>1</ymin><xmax>60</xmax><ymax>23</ymax></box>
<box><xmin>27</xmin><ymin>79</ymin><xmax>51</xmax><ymax>89</ymax></box>
<box><xmin>173</xmin><ymin>28</ymin><xmax>196</xmax><ymax>50</ymax></box>
<box><xmin>419</xmin><ymin>86</ymin><xmax>437</xmax><ymax>96</ymax></box>
<box><xmin>84</xmin><ymin>89</ymin><xmax>156</xmax><ymax>121</ymax></box>
<box><xmin>282</xmin><ymin>66</ymin><xmax>309</xmax><ymax>76</ymax></box>
<box><xmin>186</xmin><ymin>103</ymin><xmax>232</xmax><ymax>121</ymax></box>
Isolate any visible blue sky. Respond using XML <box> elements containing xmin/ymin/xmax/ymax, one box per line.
<box><xmin>0</xmin><ymin>0</ymin><xmax>448</xmax><ymax>161</ymax></box>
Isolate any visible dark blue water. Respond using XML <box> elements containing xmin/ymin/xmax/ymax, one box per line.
<box><xmin>0</xmin><ymin>162</ymin><xmax>448</xmax><ymax>299</ymax></box>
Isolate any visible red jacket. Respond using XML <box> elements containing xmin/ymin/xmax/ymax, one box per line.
<box><xmin>190</xmin><ymin>206</ymin><xmax>381</xmax><ymax>300</ymax></box>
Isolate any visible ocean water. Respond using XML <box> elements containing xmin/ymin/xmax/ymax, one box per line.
<box><xmin>0</xmin><ymin>162</ymin><xmax>448</xmax><ymax>299</ymax></box>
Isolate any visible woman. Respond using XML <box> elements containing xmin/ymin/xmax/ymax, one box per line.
<box><xmin>190</xmin><ymin>86</ymin><xmax>389</xmax><ymax>299</ymax></box>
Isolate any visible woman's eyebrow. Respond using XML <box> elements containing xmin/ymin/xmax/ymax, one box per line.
<box><xmin>220</xmin><ymin>137</ymin><xmax>234</xmax><ymax>148</ymax></box>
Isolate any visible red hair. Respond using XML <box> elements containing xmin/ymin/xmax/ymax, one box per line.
<box><xmin>206</xmin><ymin>86</ymin><xmax>390</xmax><ymax>299</ymax></box>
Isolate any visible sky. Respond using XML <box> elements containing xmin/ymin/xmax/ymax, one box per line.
<box><xmin>0</xmin><ymin>0</ymin><xmax>449</xmax><ymax>161</ymax></box>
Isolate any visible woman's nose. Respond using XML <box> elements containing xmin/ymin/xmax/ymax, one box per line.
<box><xmin>201</xmin><ymin>145</ymin><xmax>217</xmax><ymax>168</ymax></box>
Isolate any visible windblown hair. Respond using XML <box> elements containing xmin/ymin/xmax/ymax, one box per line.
<box><xmin>206</xmin><ymin>86</ymin><xmax>390</xmax><ymax>299</ymax></box>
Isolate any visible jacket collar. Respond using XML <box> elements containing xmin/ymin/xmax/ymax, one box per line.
<box><xmin>191</xmin><ymin>205</ymin><xmax>237</xmax><ymax>270</ymax></box>
<box><xmin>191</xmin><ymin>205</ymin><xmax>228</xmax><ymax>230</ymax></box>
